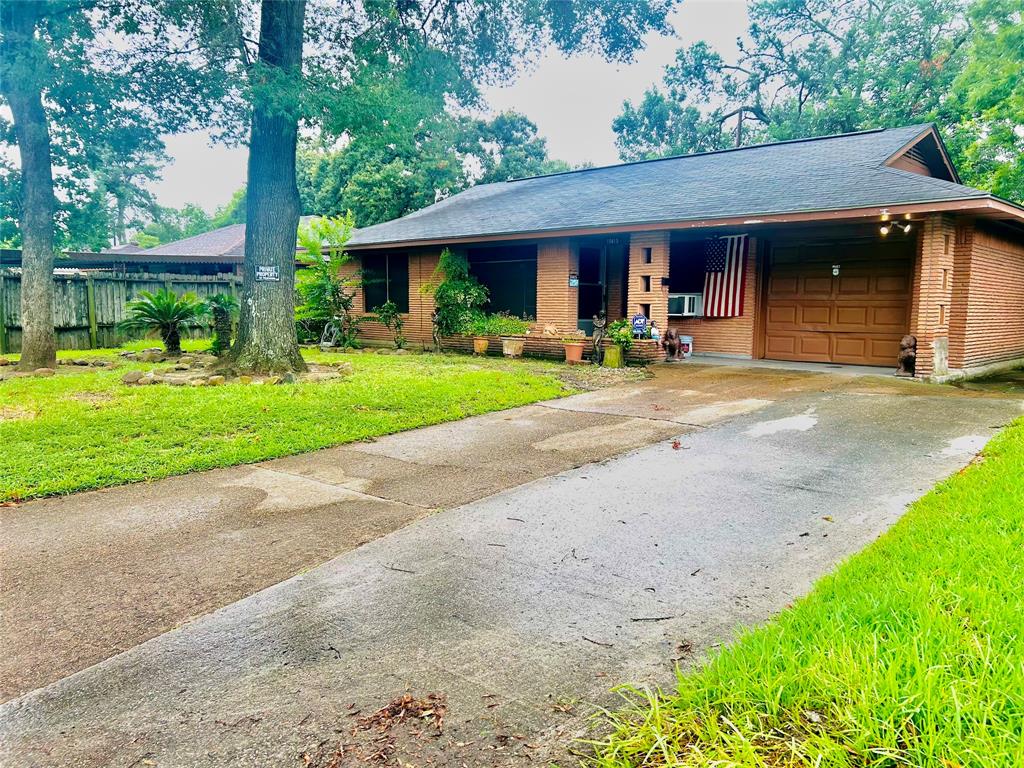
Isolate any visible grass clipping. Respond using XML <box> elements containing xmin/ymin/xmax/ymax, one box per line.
<box><xmin>588</xmin><ymin>418</ymin><xmax>1024</xmax><ymax>767</ymax></box>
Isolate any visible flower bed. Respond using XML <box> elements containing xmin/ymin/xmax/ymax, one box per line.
<box><xmin>441</xmin><ymin>335</ymin><xmax>664</xmax><ymax>365</ymax></box>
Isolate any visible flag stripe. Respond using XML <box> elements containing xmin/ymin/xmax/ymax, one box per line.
<box><xmin>702</xmin><ymin>235</ymin><xmax>748</xmax><ymax>318</ymax></box>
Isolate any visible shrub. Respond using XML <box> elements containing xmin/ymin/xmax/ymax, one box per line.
<box><xmin>425</xmin><ymin>249</ymin><xmax>489</xmax><ymax>336</ymax></box>
<box><xmin>118</xmin><ymin>288</ymin><xmax>207</xmax><ymax>356</ymax></box>
<box><xmin>204</xmin><ymin>293</ymin><xmax>238</xmax><ymax>356</ymax></box>
<box><xmin>466</xmin><ymin>312</ymin><xmax>531</xmax><ymax>337</ymax></box>
<box><xmin>374</xmin><ymin>300</ymin><xmax>406</xmax><ymax>349</ymax></box>
<box><xmin>606</xmin><ymin>319</ymin><xmax>634</xmax><ymax>351</ymax></box>
<box><xmin>296</xmin><ymin>213</ymin><xmax>361</xmax><ymax>348</ymax></box>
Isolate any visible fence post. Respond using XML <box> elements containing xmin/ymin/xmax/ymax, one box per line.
<box><xmin>0</xmin><ymin>273</ymin><xmax>7</xmax><ymax>355</ymax></box>
<box><xmin>86</xmin><ymin>274</ymin><xmax>99</xmax><ymax>349</ymax></box>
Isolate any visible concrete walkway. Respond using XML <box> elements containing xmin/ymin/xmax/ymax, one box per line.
<box><xmin>2</xmin><ymin>364</ymin><xmax>1021</xmax><ymax>767</ymax></box>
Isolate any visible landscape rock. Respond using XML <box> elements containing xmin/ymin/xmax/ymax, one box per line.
<box><xmin>207</xmin><ymin>375</ymin><xmax>226</xmax><ymax>386</ymax></box>
<box><xmin>89</xmin><ymin>359</ymin><xmax>110</xmax><ymax>367</ymax></box>
<box><xmin>136</xmin><ymin>376</ymin><xmax>154</xmax><ymax>386</ymax></box>
<box><xmin>173</xmin><ymin>363</ymin><xmax>190</xmax><ymax>371</ymax></box>
<box><xmin>196</xmin><ymin>354</ymin><xmax>218</xmax><ymax>366</ymax></box>
<box><xmin>33</xmin><ymin>368</ymin><xmax>56</xmax><ymax>377</ymax></box>
<box><xmin>121</xmin><ymin>370</ymin><xmax>144</xmax><ymax>385</ymax></box>
<box><xmin>139</xmin><ymin>350</ymin><xmax>165</xmax><ymax>363</ymax></box>
<box><xmin>0</xmin><ymin>357</ymin><xmax>11</xmax><ymax>366</ymax></box>
<box><xmin>239</xmin><ymin>375</ymin><xmax>253</xmax><ymax>385</ymax></box>
<box><xmin>73</xmin><ymin>359</ymin><xmax>91</xmax><ymax>366</ymax></box>
<box><xmin>264</xmin><ymin>376</ymin><xmax>281</xmax><ymax>386</ymax></box>
<box><xmin>281</xmin><ymin>372</ymin><xmax>297</xmax><ymax>384</ymax></box>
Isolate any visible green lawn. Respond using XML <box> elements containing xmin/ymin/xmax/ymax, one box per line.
<box><xmin>590</xmin><ymin>420</ymin><xmax>1024</xmax><ymax>767</ymax></box>
<box><xmin>0</xmin><ymin>344</ymin><xmax>600</xmax><ymax>502</ymax></box>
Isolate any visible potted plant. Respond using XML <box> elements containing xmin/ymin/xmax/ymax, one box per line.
<box><xmin>466</xmin><ymin>313</ymin><xmax>490</xmax><ymax>355</ymax></box>
<box><xmin>488</xmin><ymin>313</ymin><xmax>530</xmax><ymax>358</ymax></box>
<box><xmin>603</xmin><ymin>319</ymin><xmax>634</xmax><ymax>368</ymax></box>
<box><xmin>561</xmin><ymin>330</ymin><xmax>586</xmax><ymax>364</ymax></box>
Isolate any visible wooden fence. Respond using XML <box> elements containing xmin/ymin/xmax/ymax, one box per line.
<box><xmin>0</xmin><ymin>270</ymin><xmax>241</xmax><ymax>354</ymax></box>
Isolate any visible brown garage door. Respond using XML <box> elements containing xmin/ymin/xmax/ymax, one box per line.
<box><xmin>764</xmin><ymin>240</ymin><xmax>913</xmax><ymax>366</ymax></box>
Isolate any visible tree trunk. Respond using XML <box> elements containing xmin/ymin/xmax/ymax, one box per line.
<box><xmin>163</xmin><ymin>326</ymin><xmax>182</xmax><ymax>357</ymax></box>
<box><xmin>1</xmin><ymin>1</ymin><xmax>57</xmax><ymax>370</ymax></box>
<box><xmin>229</xmin><ymin>0</ymin><xmax>308</xmax><ymax>374</ymax></box>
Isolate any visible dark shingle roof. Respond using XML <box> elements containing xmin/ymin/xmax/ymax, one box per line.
<box><xmin>348</xmin><ymin>124</ymin><xmax>993</xmax><ymax>247</ymax></box>
<box><xmin>141</xmin><ymin>223</ymin><xmax>247</xmax><ymax>258</ymax></box>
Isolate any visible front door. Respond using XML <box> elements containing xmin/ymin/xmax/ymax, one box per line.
<box><xmin>577</xmin><ymin>245</ymin><xmax>605</xmax><ymax>334</ymax></box>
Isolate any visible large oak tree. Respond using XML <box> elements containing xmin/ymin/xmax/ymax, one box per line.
<box><xmin>227</xmin><ymin>0</ymin><xmax>677</xmax><ymax>373</ymax></box>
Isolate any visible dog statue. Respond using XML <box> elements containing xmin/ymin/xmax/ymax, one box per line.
<box><xmin>591</xmin><ymin>314</ymin><xmax>607</xmax><ymax>365</ymax></box>
<box><xmin>662</xmin><ymin>328</ymin><xmax>684</xmax><ymax>361</ymax></box>
<box><xmin>896</xmin><ymin>334</ymin><xmax>917</xmax><ymax>377</ymax></box>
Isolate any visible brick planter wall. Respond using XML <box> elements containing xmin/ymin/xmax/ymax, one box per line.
<box><xmin>441</xmin><ymin>335</ymin><xmax>664</xmax><ymax>365</ymax></box>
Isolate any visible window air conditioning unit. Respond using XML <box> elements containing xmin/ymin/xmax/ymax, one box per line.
<box><xmin>668</xmin><ymin>293</ymin><xmax>702</xmax><ymax>317</ymax></box>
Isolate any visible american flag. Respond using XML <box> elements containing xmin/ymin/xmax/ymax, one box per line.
<box><xmin>703</xmin><ymin>235</ymin><xmax>749</xmax><ymax>318</ymax></box>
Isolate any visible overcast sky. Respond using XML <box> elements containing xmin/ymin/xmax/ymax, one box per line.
<box><xmin>152</xmin><ymin>1</ymin><xmax>750</xmax><ymax>211</ymax></box>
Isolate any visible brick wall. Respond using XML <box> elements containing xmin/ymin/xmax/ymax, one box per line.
<box><xmin>668</xmin><ymin>237</ymin><xmax>758</xmax><ymax>357</ymax></box>
<box><xmin>909</xmin><ymin>214</ymin><xmax>956</xmax><ymax>377</ymax></box>
<box><xmin>350</xmin><ymin>250</ymin><xmax>438</xmax><ymax>347</ymax></box>
<box><xmin>950</xmin><ymin>222</ymin><xmax>1024</xmax><ymax>370</ymax></box>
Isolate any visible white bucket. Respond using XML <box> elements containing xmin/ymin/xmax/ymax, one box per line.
<box><xmin>679</xmin><ymin>335</ymin><xmax>693</xmax><ymax>359</ymax></box>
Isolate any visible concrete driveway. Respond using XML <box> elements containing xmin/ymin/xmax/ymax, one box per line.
<box><xmin>2</xmin><ymin>364</ymin><xmax>1021</xmax><ymax>767</ymax></box>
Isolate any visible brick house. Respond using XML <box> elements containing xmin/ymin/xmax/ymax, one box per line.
<box><xmin>345</xmin><ymin>124</ymin><xmax>1024</xmax><ymax>380</ymax></box>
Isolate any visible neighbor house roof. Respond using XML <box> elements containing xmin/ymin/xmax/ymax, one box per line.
<box><xmin>140</xmin><ymin>223</ymin><xmax>247</xmax><ymax>260</ymax></box>
<box><xmin>348</xmin><ymin>124</ymin><xmax>1024</xmax><ymax>249</ymax></box>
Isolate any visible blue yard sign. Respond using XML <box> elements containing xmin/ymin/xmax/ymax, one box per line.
<box><xmin>631</xmin><ymin>313</ymin><xmax>648</xmax><ymax>336</ymax></box>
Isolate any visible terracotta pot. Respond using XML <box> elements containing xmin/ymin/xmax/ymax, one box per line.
<box><xmin>602</xmin><ymin>344</ymin><xmax>624</xmax><ymax>368</ymax></box>
<box><xmin>501</xmin><ymin>336</ymin><xmax>526</xmax><ymax>358</ymax></box>
<box><xmin>473</xmin><ymin>337</ymin><xmax>490</xmax><ymax>355</ymax></box>
<box><xmin>563</xmin><ymin>342</ymin><xmax>585</xmax><ymax>364</ymax></box>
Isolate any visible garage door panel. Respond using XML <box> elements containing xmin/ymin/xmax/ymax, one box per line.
<box><xmin>803</xmin><ymin>277</ymin><xmax>832</xmax><ymax>295</ymax></box>
<box><xmin>798</xmin><ymin>305</ymin><xmax>831</xmax><ymax>326</ymax></box>
<box><xmin>870</xmin><ymin>305</ymin><xmax>909</xmax><ymax>329</ymax></box>
<box><xmin>765</xmin><ymin>243</ymin><xmax>911</xmax><ymax>366</ymax></box>
<box><xmin>836</xmin><ymin>276</ymin><xmax>870</xmax><ymax>295</ymax></box>
<box><xmin>834</xmin><ymin>306</ymin><xmax>868</xmax><ymax>328</ymax></box>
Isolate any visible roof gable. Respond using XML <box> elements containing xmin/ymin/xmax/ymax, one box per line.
<box><xmin>883</xmin><ymin>126</ymin><xmax>959</xmax><ymax>183</ymax></box>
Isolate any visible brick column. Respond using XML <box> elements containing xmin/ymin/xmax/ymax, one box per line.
<box><xmin>946</xmin><ymin>219</ymin><xmax>974</xmax><ymax>371</ymax></box>
<box><xmin>535</xmin><ymin>238</ymin><xmax>577</xmax><ymax>331</ymax></box>
<box><xmin>909</xmin><ymin>213</ymin><xmax>956</xmax><ymax>377</ymax></box>
<box><xmin>627</xmin><ymin>231</ymin><xmax>670</xmax><ymax>330</ymax></box>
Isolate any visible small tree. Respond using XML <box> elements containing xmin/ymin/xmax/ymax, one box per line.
<box><xmin>296</xmin><ymin>213</ymin><xmax>361</xmax><ymax>348</ymax></box>
<box><xmin>374</xmin><ymin>300</ymin><xmax>406</xmax><ymax>349</ymax></box>
<box><xmin>205</xmin><ymin>294</ymin><xmax>239</xmax><ymax>356</ymax></box>
<box><xmin>119</xmin><ymin>288</ymin><xmax>207</xmax><ymax>356</ymax></box>
<box><xmin>425</xmin><ymin>249</ymin><xmax>489</xmax><ymax>337</ymax></box>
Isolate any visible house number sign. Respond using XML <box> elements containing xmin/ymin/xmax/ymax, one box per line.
<box><xmin>256</xmin><ymin>265</ymin><xmax>281</xmax><ymax>282</ymax></box>
<box><xmin>568</xmin><ymin>272</ymin><xmax>579</xmax><ymax>287</ymax></box>
<box><xmin>832</xmin><ymin>264</ymin><xmax>841</xmax><ymax>276</ymax></box>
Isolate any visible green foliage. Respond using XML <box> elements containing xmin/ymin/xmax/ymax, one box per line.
<box><xmin>606</xmin><ymin>319</ymin><xmax>634</xmax><ymax>351</ymax></box>
<box><xmin>295</xmin><ymin>213</ymin><xmax>361</xmax><ymax>347</ymax></box>
<box><xmin>467</xmin><ymin>312</ymin><xmax>531</xmax><ymax>337</ymax></box>
<box><xmin>612</xmin><ymin>0</ymin><xmax>1023</xmax><ymax>203</ymax></box>
<box><xmin>590</xmin><ymin>417</ymin><xmax>1024</xmax><ymax>767</ymax></box>
<box><xmin>204</xmin><ymin>293</ymin><xmax>239</xmax><ymax>356</ymax></box>
<box><xmin>117</xmin><ymin>288</ymin><xmax>207</xmax><ymax>355</ymax></box>
<box><xmin>374</xmin><ymin>300</ymin><xmax>406</xmax><ymax>349</ymax></box>
<box><xmin>297</xmin><ymin>112</ymin><xmax>569</xmax><ymax>228</ymax></box>
<box><xmin>0</xmin><ymin>349</ymin><xmax>575</xmax><ymax>502</ymax></box>
<box><xmin>427</xmin><ymin>249</ymin><xmax>489</xmax><ymax>336</ymax></box>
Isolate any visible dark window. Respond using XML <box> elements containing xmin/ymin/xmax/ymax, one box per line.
<box><xmin>577</xmin><ymin>246</ymin><xmax>603</xmax><ymax>321</ymax></box>
<box><xmin>669</xmin><ymin>241</ymin><xmax>706</xmax><ymax>294</ymax></box>
<box><xmin>362</xmin><ymin>253</ymin><xmax>409</xmax><ymax>313</ymax></box>
<box><xmin>468</xmin><ymin>245</ymin><xmax>537</xmax><ymax>319</ymax></box>
<box><xmin>643</xmin><ymin>247</ymin><xmax>652</xmax><ymax>264</ymax></box>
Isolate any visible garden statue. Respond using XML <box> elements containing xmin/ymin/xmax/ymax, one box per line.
<box><xmin>591</xmin><ymin>313</ymin><xmax>607</xmax><ymax>365</ymax></box>
<box><xmin>896</xmin><ymin>334</ymin><xmax>917</xmax><ymax>377</ymax></box>
<box><xmin>431</xmin><ymin>309</ymin><xmax>441</xmax><ymax>352</ymax></box>
<box><xmin>663</xmin><ymin>327</ymin><xmax>684</xmax><ymax>361</ymax></box>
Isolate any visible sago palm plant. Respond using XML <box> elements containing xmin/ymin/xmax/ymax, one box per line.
<box><xmin>204</xmin><ymin>293</ymin><xmax>239</xmax><ymax>356</ymax></box>
<box><xmin>118</xmin><ymin>288</ymin><xmax>207</xmax><ymax>356</ymax></box>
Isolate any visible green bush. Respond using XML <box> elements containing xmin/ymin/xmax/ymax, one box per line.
<box><xmin>606</xmin><ymin>319</ymin><xmax>634</xmax><ymax>351</ymax></box>
<box><xmin>425</xmin><ymin>249</ymin><xmax>489</xmax><ymax>336</ymax></box>
<box><xmin>467</xmin><ymin>312</ymin><xmax>531</xmax><ymax>337</ymax></box>
<box><xmin>118</xmin><ymin>288</ymin><xmax>207</xmax><ymax>356</ymax></box>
